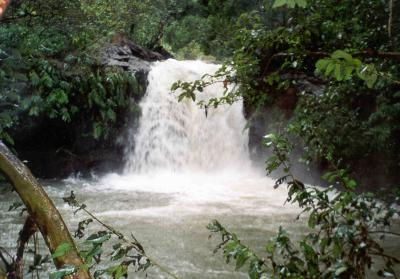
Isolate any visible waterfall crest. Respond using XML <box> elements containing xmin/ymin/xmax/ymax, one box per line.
<box><xmin>125</xmin><ymin>59</ymin><xmax>250</xmax><ymax>173</ymax></box>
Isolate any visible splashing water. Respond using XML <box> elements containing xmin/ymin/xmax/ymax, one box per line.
<box><xmin>86</xmin><ymin>60</ymin><xmax>303</xmax><ymax>278</ymax></box>
<box><xmin>100</xmin><ymin>59</ymin><xmax>273</xmax><ymax>207</ymax></box>
<box><xmin>125</xmin><ymin>59</ymin><xmax>250</xmax><ymax>174</ymax></box>
<box><xmin>0</xmin><ymin>59</ymin><xmax>307</xmax><ymax>279</ymax></box>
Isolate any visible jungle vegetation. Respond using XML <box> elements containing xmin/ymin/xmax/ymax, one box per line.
<box><xmin>0</xmin><ymin>0</ymin><xmax>400</xmax><ymax>278</ymax></box>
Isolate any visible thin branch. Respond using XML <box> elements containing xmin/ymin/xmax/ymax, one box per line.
<box><xmin>388</xmin><ymin>0</ymin><xmax>394</xmax><ymax>39</ymax></box>
<box><xmin>9</xmin><ymin>216</ymin><xmax>38</xmax><ymax>279</ymax></box>
<box><xmin>369</xmin><ymin>231</ymin><xmax>400</xmax><ymax>237</ymax></box>
<box><xmin>0</xmin><ymin>248</ymin><xmax>11</xmax><ymax>270</ymax></box>
<box><xmin>370</xmin><ymin>252</ymin><xmax>400</xmax><ymax>263</ymax></box>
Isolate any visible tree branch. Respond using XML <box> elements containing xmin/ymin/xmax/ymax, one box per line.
<box><xmin>0</xmin><ymin>141</ymin><xmax>92</xmax><ymax>279</ymax></box>
<box><xmin>6</xmin><ymin>216</ymin><xmax>38</xmax><ymax>279</ymax></box>
<box><xmin>388</xmin><ymin>0</ymin><xmax>394</xmax><ymax>39</ymax></box>
<box><xmin>0</xmin><ymin>248</ymin><xmax>11</xmax><ymax>271</ymax></box>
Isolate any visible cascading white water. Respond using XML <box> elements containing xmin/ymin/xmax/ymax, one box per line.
<box><xmin>0</xmin><ymin>59</ymin><xmax>326</xmax><ymax>279</ymax></box>
<box><xmin>125</xmin><ymin>59</ymin><xmax>251</xmax><ymax>173</ymax></box>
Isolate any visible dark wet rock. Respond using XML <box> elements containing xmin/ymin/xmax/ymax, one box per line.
<box><xmin>102</xmin><ymin>39</ymin><xmax>171</xmax><ymax>72</ymax></box>
<box><xmin>13</xmin><ymin>40</ymin><xmax>168</xmax><ymax>178</ymax></box>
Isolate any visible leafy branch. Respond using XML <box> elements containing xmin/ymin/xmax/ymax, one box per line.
<box><xmin>171</xmin><ymin>65</ymin><xmax>240</xmax><ymax>109</ymax></box>
<box><xmin>208</xmin><ymin>133</ymin><xmax>400</xmax><ymax>279</ymax></box>
<box><xmin>60</xmin><ymin>191</ymin><xmax>181</xmax><ymax>279</ymax></box>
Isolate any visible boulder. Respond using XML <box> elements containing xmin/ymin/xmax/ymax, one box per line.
<box><xmin>13</xmin><ymin>40</ymin><xmax>169</xmax><ymax>178</ymax></box>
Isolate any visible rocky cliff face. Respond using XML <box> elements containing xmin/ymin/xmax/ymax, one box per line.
<box><xmin>13</xmin><ymin>41</ymin><xmax>170</xmax><ymax>178</ymax></box>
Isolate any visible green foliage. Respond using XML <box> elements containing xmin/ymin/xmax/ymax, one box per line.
<box><xmin>62</xmin><ymin>191</ymin><xmax>177</xmax><ymax>279</ymax></box>
<box><xmin>315</xmin><ymin>50</ymin><xmax>378</xmax><ymax>88</ymax></box>
<box><xmin>129</xmin><ymin>0</ymin><xmax>265</xmax><ymax>58</ymax></box>
<box><xmin>0</xmin><ymin>49</ymin><xmax>139</xmax><ymax>142</ymax></box>
<box><xmin>173</xmin><ymin>41</ymin><xmax>215</xmax><ymax>61</ymax></box>
<box><xmin>0</xmin><ymin>0</ymin><xmax>146</xmax><ymax>145</ymax></box>
<box><xmin>164</xmin><ymin>16</ymin><xmax>210</xmax><ymax>53</ymax></box>
<box><xmin>173</xmin><ymin>0</ymin><xmax>400</xmax><ymax>180</ymax></box>
<box><xmin>167</xmin><ymin>4</ymin><xmax>400</xmax><ymax>277</ymax></box>
<box><xmin>272</xmin><ymin>0</ymin><xmax>307</xmax><ymax>9</ymax></box>
<box><xmin>1</xmin><ymin>1</ymin><xmax>400</xmax><ymax>278</ymax></box>
<box><xmin>172</xmin><ymin>65</ymin><xmax>239</xmax><ymax>108</ymax></box>
<box><xmin>208</xmin><ymin>133</ymin><xmax>400</xmax><ymax>279</ymax></box>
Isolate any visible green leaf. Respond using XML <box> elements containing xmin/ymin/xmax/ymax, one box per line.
<box><xmin>345</xmin><ymin>179</ymin><xmax>357</xmax><ymax>190</ymax></box>
<box><xmin>325</xmin><ymin>62</ymin><xmax>335</xmax><ymax>76</ymax></box>
<box><xmin>52</xmin><ymin>243</ymin><xmax>72</xmax><ymax>259</ymax></box>
<box><xmin>301</xmin><ymin>241</ymin><xmax>317</xmax><ymax>261</ymax></box>
<box><xmin>335</xmin><ymin>265</ymin><xmax>348</xmax><ymax>276</ymax></box>
<box><xmin>29</xmin><ymin>106</ymin><xmax>40</xmax><ymax>116</ymax></box>
<box><xmin>8</xmin><ymin>202</ymin><xmax>23</xmax><ymax>211</ymax></box>
<box><xmin>358</xmin><ymin>64</ymin><xmax>378</xmax><ymax>88</ymax></box>
<box><xmin>273</xmin><ymin>0</ymin><xmax>307</xmax><ymax>8</ymax></box>
<box><xmin>249</xmin><ymin>259</ymin><xmax>262</xmax><ymax>279</ymax></box>
<box><xmin>85</xmin><ymin>233</ymin><xmax>111</xmax><ymax>244</ymax></box>
<box><xmin>30</xmin><ymin>71</ymin><xmax>40</xmax><ymax>86</ymax></box>
<box><xmin>315</xmin><ymin>59</ymin><xmax>329</xmax><ymax>72</ymax></box>
<box><xmin>111</xmin><ymin>247</ymin><xmax>126</xmax><ymax>261</ymax></box>
<box><xmin>333</xmin><ymin>242</ymin><xmax>342</xmax><ymax>258</ymax></box>
<box><xmin>49</xmin><ymin>265</ymin><xmax>76</xmax><ymax>279</ymax></box>
<box><xmin>106</xmin><ymin>109</ymin><xmax>116</xmax><ymax>122</ymax></box>
<box><xmin>272</xmin><ymin>0</ymin><xmax>288</xmax><ymax>8</ymax></box>
<box><xmin>334</xmin><ymin>63</ymin><xmax>344</xmax><ymax>81</ymax></box>
<box><xmin>41</xmin><ymin>74</ymin><xmax>54</xmax><ymax>88</ymax></box>
<box><xmin>393</xmin><ymin>91</ymin><xmax>400</xmax><ymax>98</ymax></box>
<box><xmin>344</xmin><ymin>66</ymin><xmax>354</xmax><ymax>80</ymax></box>
<box><xmin>265</xmin><ymin>241</ymin><xmax>275</xmax><ymax>254</ymax></box>
<box><xmin>331</xmin><ymin>50</ymin><xmax>353</xmax><ymax>62</ymax></box>
<box><xmin>1</xmin><ymin>132</ymin><xmax>14</xmax><ymax>145</ymax></box>
<box><xmin>106</xmin><ymin>264</ymin><xmax>128</xmax><ymax>279</ymax></box>
<box><xmin>296</xmin><ymin>0</ymin><xmax>307</xmax><ymax>8</ymax></box>
<box><xmin>92</xmin><ymin>122</ymin><xmax>103</xmax><ymax>139</ymax></box>
<box><xmin>366</xmin><ymin>73</ymin><xmax>378</xmax><ymax>88</ymax></box>
<box><xmin>235</xmin><ymin>247</ymin><xmax>251</xmax><ymax>270</ymax></box>
<box><xmin>308</xmin><ymin>211</ymin><xmax>318</xmax><ymax>228</ymax></box>
<box><xmin>82</xmin><ymin>245</ymin><xmax>102</xmax><ymax>263</ymax></box>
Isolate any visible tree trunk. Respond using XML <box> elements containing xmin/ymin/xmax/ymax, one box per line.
<box><xmin>0</xmin><ymin>269</ymin><xmax>6</xmax><ymax>279</ymax></box>
<box><xmin>0</xmin><ymin>0</ymin><xmax>10</xmax><ymax>18</ymax></box>
<box><xmin>0</xmin><ymin>141</ymin><xmax>92</xmax><ymax>279</ymax></box>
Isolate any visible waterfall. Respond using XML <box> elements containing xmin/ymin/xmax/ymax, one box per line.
<box><xmin>124</xmin><ymin>59</ymin><xmax>250</xmax><ymax>174</ymax></box>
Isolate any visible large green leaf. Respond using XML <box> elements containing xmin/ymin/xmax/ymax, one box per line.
<box><xmin>52</xmin><ymin>243</ymin><xmax>72</xmax><ymax>259</ymax></box>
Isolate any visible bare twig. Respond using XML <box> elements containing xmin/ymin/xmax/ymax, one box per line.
<box><xmin>369</xmin><ymin>230</ymin><xmax>400</xmax><ymax>237</ymax></box>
